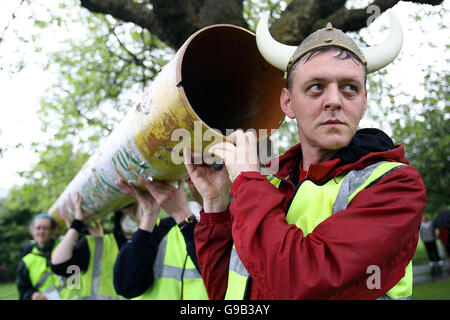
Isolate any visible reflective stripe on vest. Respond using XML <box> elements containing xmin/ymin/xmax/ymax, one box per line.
<box><xmin>23</xmin><ymin>242</ymin><xmax>76</xmax><ymax>300</ymax></box>
<box><xmin>226</xmin><ymin>161</ymin><xmax>412</xmax><ymax>300</ymax></box>
<box><xmin>153</xmin><ymin>235</ymin><xmax>202</xmax><ymax>281</ymax></box>
<box><xmin>134</xmin><ymin>225</ymin><xmax>209</xmax><ymax>300</ymax></box>
<box><xmin>35</xmin><ymin>270</ymin><xmax>51</xmax><ymax>291</ymax></box>
<box><xmin>81</xmin><ymin>234</ymin><xmax>124</xmax><ymax>300</ymax></box>
<box><xmin>377</xmin><ymin>293</ymin><xmax>412</xmax><ymax>300</ymax></box>
<box><xmin>332</xmin><ymin>161</ymin><xmax>405</xmax><ymax>214</ymax></box>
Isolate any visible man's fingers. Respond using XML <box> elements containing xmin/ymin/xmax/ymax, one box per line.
<box><xmin>73</xmin><ymin>192</ymin><xmax>82</xmax><ymax>207</ymax></box>
<box><xmin>115</xmin><ymin>178</ymin><xmax>129</xmax><ymax>192</ymax></box>
<box><xmin>183</xmin><ymin>147</ymin><xmax>207</xmax><ymax>172</ymax></box>
<box><xmin>245</xmin><ymin>129</ymin><xmax>258</xmax><ymax>147</ymax></box>
<box><xmin>136</xmin><ymin>176</ymin><xmax>157</xmax><ymax>198</ymax></box>
<box><xmin>226</xmin><ymin>128</ymin><xmax>245</xmax><ymax>145</ymax></box>
<box><xmin>210</xmin><ymin>142</ymin><xmax>235</xmax><ymax>161</ymax></box>
<box><xmin>183</xmin><ymin>147</ymin><xmax>195</xmax><ymax>174</ymax></box>
<box><xmin>137</xmin><ymin>176</ymin><xmax>152</xmax><ymax>187</ymax></box>
<box><xmin>245</xmin><ymin>130</ymin><xmax>259</xmax><ymax>165</ymax></box>
<box><xmin>115</xmin><ymin>178</ymin><xmax>138</xmax><ymax>197</ymax></box>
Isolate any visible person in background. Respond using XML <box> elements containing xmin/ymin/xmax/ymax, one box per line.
<box><xmin>50</xmin><ymin>193</ymin><xmax>140</xmax><ymax>300</ymax></box>
<box><xmin>437</xmin><ymin>223</ymin><xmax>450</xmax><ymax>272</ymax></box>
<box><xmin>17</xmin><ymin>213</ymin><xmax>73</xmax><ymax>300</ymax></box>
<box><xmin>419</xmin><ymin>215</ymin><xmax>443</xmax><ymax>279</ymax></box>
<box><xmin>113</xmin><ymin>177</ymin><xmax>208</xmax><ymax>300</ymax></box>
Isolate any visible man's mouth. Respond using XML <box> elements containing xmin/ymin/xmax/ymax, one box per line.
<box><xmin>321</xmin><ymin>119</ymin><xmax>345</xmax><ymax>126</ymax></box>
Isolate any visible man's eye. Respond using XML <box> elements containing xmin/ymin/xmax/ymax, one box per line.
<box><xmin>343</xmin><ymin>84</ymin><xmax>358</xmax><ymax>92</ymax></box>
<box><xmin>308</xmin><ymin>84</ymin><xmax>323</xmax><ymax>92</ymax></box>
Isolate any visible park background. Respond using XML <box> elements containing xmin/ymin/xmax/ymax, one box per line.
<box><xmin>0</xmin><ymin>0</ymin><xmax>448</xmax><ymax>299</ymax></box>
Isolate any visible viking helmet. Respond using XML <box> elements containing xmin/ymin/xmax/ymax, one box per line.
<box><xmin>256</xmin><ymin>11</ymin><xmax>403</xmax><ymax>74</ymax></box>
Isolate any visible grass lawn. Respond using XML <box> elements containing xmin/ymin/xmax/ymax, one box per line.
<box><xmin>0</xmin><ymin>240</ymin><xmax>446</xmax><ymax>301</ymax></box>
<box><xmin>2</xmin><ymin>278</ymin><xmax>449</xmax><ymax>300</ymax></box>
<box><xmin>412</xmin><ymin>239</ymin><xmax>429</xmax><ymax>265</ymax></box>
<box><xmin>0</xmin><ymin>282</ymin><xmax>18</xmax><ymax>300</ymax></box>
<box><xmin>413</xmin><ymin>278</ymin><xmax>450</xmax><ymax>300</ymax></box>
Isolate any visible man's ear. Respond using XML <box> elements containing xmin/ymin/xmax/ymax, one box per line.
<box><xmin>280</xmin><ymin>88</ymin><xmax>296</xmax><ymax>119</ymax></box>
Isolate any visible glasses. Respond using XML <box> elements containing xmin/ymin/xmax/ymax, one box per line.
<box><xmin>34</xmin><ymin>226</ymin><xmax>52</xmax><ymax>231</ymax></box>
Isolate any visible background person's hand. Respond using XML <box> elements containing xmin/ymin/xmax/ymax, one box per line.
<box><xmin>88</xmin><ymin>221</ymin><xmax>104</xmax><ymax>237</ymax></box>
<box><xmin>138</xmin><ymin>177</ymin><xmax>192</xmax><ymax>224</ymax></box>
<box><xmin>116</xmin><ymin>178</ymin><xmax>160</xmax><ymax>232</ymax></box>
<box><xmin>73</xmin><ymin>192</ymin><xmax>89</xmax><ymax>221</ymax></box>
<box><xmin>31</xmin><ymin>291</ymin><xmax>48</xmax><ymax>300</ymax></box>
<box><xmin>115</xmin><ymin>178</ymin><xmax>160</xmax><ymax>218</ymax></box>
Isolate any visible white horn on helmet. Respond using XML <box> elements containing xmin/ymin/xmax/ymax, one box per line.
<box><xmin>256</xmin><ymin>11</ymin><xmax>403</xmax><ymax>74</ymax></box>
<box><xmin>362</xmin><ymin>13</ymin><xmax>403</xmax><ymax>73</ymax></box>
<box><xmin>256</xmin><ymin>11</ymin><xmax>297</xmax><ymax>71</ymax></box>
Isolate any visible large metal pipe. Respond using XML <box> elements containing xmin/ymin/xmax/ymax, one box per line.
<box><xmin>48</xmin><ymin>24</ymin><xmax>286</xmax><ymax>226</ymax></box>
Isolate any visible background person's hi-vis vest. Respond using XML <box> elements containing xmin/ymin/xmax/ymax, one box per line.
<box><xmin>23</xmin><ymin>241</ymin><xmax>77</xmax><ymax>300</ymax></box>
<box><xmin>133</xmin><ymin>223</ymin><xmax>209</xmax><ymax>300</ymax></box>
<box><xmin>225</xmin><ymin>161</ymin><xmax>413</xmax><ymax>300</ymax></box>
<box><xmin>81</xmin><ymin>233</ymin><xmax>124</xmax><ymax>300</ymax></box>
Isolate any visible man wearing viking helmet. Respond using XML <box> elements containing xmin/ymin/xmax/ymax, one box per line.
<box><xmin>184</xmin><ymin>12</ymin><xmax>426</xmax><ymax>300</ymax></box>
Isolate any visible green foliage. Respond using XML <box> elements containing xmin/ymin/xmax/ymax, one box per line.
<box><xmin>243</xmin><ymin>0</ymin><xmax>290</xmax><ymax>31</ymax></box>
<box><xmin>38</xmin><ymin>8</ymin><xmax>172</xmax><ymax>147</ymax></box>
<box><xmin>271</xmin><ymin>117</ymin><xmax>300</xmax><ymax>156</ymax></box>
<box><xmin>3</xmin><ymin>143</ymin><xmax>89</xmax><ymax>213</ymax></box>
<box><xmin>0</xmin><ymin>204</ymin><xmax>33</xmax><ymax>282</ymax></box>
<box><xmin>0</xmin><ymin>142</ymin><xmax>88</xmax><ymax>282</ymax></box>
<box><xmin>389</xmin><ymin>68</ymin><xmax>449</xmax><ymax>215</ymax></box>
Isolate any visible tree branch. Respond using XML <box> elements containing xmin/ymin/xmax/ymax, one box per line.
<box><xmin>197</xmin><ymin>0</ymin><xmax>248</xmax><ymax>28</ymax></box>
<box><xmin>312</xmin><ymin>0</ymin><xmax>400</xmax><ymax>32</ymax></box>
<box><xmin>151</xmin><ymin>0</ymin><xmax>247</xmax><ymax>48</ymax></box>
<box><xmin>80</xmin><ymin>0</ymin><xmax>247</xmax><ymax>49</ymax></box>
<box><xmin>108</xmin><ymin>23</ymin><xmax>146</xmax><ymax>69</ymax></box>
<box><xmin>317</xmin><ymin>0</ymin><xmax>347</xmax><ymax>17</ymax></box>
<box><xmin>150</xmin><ymin>0</ymin><xmax>202</xmax><ymax>49</ymax></box>
<box><xmin>79</xmin><ymin>0</ymin><xmax>170</xmax><ymax>46</ymax></box>
<box><xmin>79</xmin><ymin>0</ymin><xmax>444</xmax><ymax>50</ymax></box>
<box><xmin>313</xmin><ymin>0</ymin><xmax>445</xmax><ymax>32</ymax></box>
<box><xmin>0</xmin><ymin>0</ymin><xmax>25</xmax><ymax>45</ymax></box>
<box><xmin>271</xmin><ymin>0</ymin><xmax>444</xmax><ymax>45</ymax></box>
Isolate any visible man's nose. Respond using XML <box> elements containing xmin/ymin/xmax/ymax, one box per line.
<box><xmin>323</xmin><ymin>85</ymin><xmax>342</xmax><ymax>111</ymax></box>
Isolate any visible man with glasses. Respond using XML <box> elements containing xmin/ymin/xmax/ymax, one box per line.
<box><xmin>17</xmin><ymin>213</ymin><xmax>73</xmax><ymax>300</ymax></box>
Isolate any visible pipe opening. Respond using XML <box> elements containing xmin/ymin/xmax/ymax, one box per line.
<box><xmin>179</xmin><ymin>25</ymin><xmax>285</xmax><ymax>136</ymax></box>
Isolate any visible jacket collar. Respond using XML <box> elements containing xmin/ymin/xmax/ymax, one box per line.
<box><xmin>268</xmin><ymin>128</ymin><xmax>408</xmax><ymax>184</ymax></box>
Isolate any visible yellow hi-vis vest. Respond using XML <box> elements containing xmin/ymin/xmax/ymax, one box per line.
<box><xmin>133</xmin><ymin>224</ymin><xmax>209</xmax><ymax>300</ymax></box>
<box><xmin>80</xmin><ymin>233</ymin><xmax>124</xmax><ymax>300</ymax></box>
<box><xmin>225</xmin><ymin>161</ymin><xmax>413</xmax><ymax>300</ymax></box>
<box><xmin>23</xmin><ymin>241</ymin><xmax>77</xmax><ymax>300</ymax></box>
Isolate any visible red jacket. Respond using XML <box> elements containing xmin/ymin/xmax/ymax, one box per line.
<box><xmin>194</xmin><ymin>129</ymin><xmax>426</xmax><ymax>299</ymax></box>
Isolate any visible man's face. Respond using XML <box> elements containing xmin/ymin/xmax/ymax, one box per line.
<box><xmin>31</xmin><ymin>218</ymin><xmax>54</xmax><ymax>248</ymax></box>
<box><xmin>280</xmin><ymin>49</ymin><xmax>367</xmax><ymax>155</ymax></box>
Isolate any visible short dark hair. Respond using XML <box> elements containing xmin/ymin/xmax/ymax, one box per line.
<box><xmin>286</xmin><ymin>45</ymin><xmax>367</xmax><ymax>90</ymax></box>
